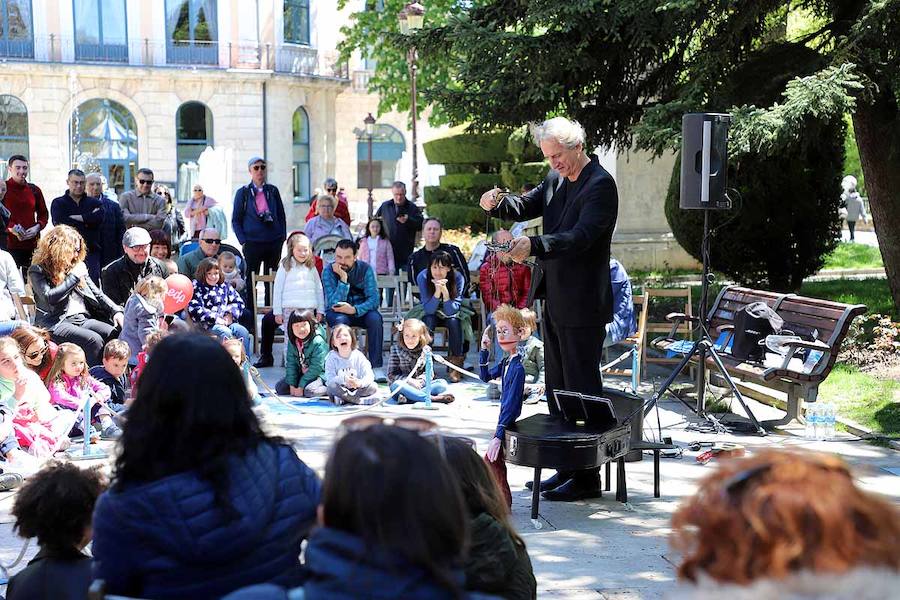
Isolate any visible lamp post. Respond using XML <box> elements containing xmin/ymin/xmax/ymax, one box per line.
<box><xmin>399</xmin><ymin>2</ymin><xmax>425</xmax><ymax>206</ymax></box>
<box><xmin>364</xmin><ymin>112</ymin><xmax>376</xmax><ymax>219</ymax></box>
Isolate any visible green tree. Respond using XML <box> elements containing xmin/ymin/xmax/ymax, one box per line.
<box><xmin>340</xmin><ymin>0</ymin><xmax>900</xmax><ymax>311</ymax></box>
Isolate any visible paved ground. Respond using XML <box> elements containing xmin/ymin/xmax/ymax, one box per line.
<box><xmin>2</xmin><ymin>351</ymin><xmax>899</xmax><ymax>599</ymax></box>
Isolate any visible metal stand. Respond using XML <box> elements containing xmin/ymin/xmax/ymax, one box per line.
<box><xmin>66</xmin><ymin>396</ymin><xmax>108</xmax><ymax>461</ymax></box>
<box><xmin>642</xmin><ymin>210</ymin><xmax>765</xmax><ymax>436</ymax></box>
<box><xmin>412</xmin><ymin>346</ymin><xmax>438</xmax><ymax>411</ymax></box>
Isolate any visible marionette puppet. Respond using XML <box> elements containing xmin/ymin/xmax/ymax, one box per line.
<box><xmin>479</xmin><ymin>303</ymin><xmax>527</xmax><ymax>508</ymax></box>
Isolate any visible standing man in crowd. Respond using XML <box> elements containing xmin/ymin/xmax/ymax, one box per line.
<box><xmin>86</xmin><ymin>173</ymin><xmax>125</xmax><ymax>269</ymax></box>
<box><xmin>480</xmin><ymin>116</ymin><xmax>618</xmax><ymax>502</ymax></box>
<box><xmin>51</xmin><ymin>169</ymin><xmax>105</xmax><ymax>282</ymax></box>
<box><xmin>322</xmin><ymin>239</ymin><xmax>385</xmax><ymax>377</ymax></box>
<box><xmin>101</xmin><ymin>227</ymin><xmax>169</xmax><ymax>307</ymax></box>
<box><xmin>407</xmin><ymin>217</ymin><xmax>469</xmax><ymax>294</ymax></box>
<box><xmin>120</xmin><ymin>168</ymin><xmax>166</xmax><ymax>230</ymax></box>
<box><xmin>232</xmin><ymin>157</ymin><xmax>286</xmax><ymax>303</ymax></box>
<box><xmin>3</xmin><ymin>155</ymin><xmax>48</xmax><ymax>269</ymax></box>
<box><xmin>376</xmin><ymin>181</ymin><xmax>423</xmax><ymax>274</ymax></box>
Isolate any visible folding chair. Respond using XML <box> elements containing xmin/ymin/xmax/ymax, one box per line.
<box><xmin>602</xmin><ymin>292</ymin><xmax>649</xmax><ymax>392</ymax></box>
<box><xmin>251</xmin><ymin>272</ymin><xmax>279</xmax><ymax>356</ymax></box>
<box><xmin>642</xmin><ymin>287</ymin><xmax>693</xmax><ymax>372</ymax></box>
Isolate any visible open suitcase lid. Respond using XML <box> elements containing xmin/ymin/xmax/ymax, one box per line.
<box><xmin>552</xmin><ymin>390</ymin><xmax>619</xmax><ymax>431</ymax></box>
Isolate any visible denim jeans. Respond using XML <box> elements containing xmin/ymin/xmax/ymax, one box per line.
<box><xmin>390</xmin><ymin>378</ymin><xmax>448</xmax><ymax>404</ymax></box>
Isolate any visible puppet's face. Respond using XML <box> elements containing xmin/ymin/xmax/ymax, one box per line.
<box><xmin>495</xmin><ymin>318</ymin><xmax>522</xmax><ymax>353</ymax></box>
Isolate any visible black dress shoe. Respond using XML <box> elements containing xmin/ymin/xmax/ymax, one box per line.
<box><xmin>525</xmin><ymin>472</ymin><xmax>573</xmax><ymax>492</ymax></box>
<box><xmin>542</xmin><ymin>478</ymin><xmax>602</xmax><ymax>502</ymax></box>
<box><xmin>253</xmin><ymin>355</ymin><xmax>274</xmax><ymax>368</ymax></box>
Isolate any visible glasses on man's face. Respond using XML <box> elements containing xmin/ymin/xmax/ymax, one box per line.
<box><xmin>138</xmin><ymin>179</ymin><xmax>153</xmax><ymax>185</ymax></box>
<box><xmin>252</xmin><ymin>165</ymin><xmax>267</xmax><ymax>171</ymax></box>
<box><xmin>201</xmin><ymin>238</ymin><xmax>222</xmax><ymax>244</ymax></box>
<box><xmin>326</xmin><ymin>187</ymin><xmax>337</xmax><ymax>193</ymax></box>
<box><xmin>193</xmin><ymin>188</ymin><xmax>203</xmax><ymax>193</ymax></box>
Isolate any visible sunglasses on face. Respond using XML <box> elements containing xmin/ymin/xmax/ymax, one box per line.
<box><xmin>201</xmin><ymin>238</ymin><xmax>221</xmax><ymax>244</ymax></box>
<box><xmin>138</xmin><ymin>179</ymin><xmax>153</xmax><ymax>185</ymax></box>
<box><xmin>26</xmin><ymin>345</ymin><xmax>48</xmax><ymax>360</ymax></box>
<box><xmin>252</xmin><ymin>165</ymin><xmax>267</xmax><ymax>171</ymax></box>
<box><xmin>326</xmin><ymin>187</ymin><xmax>337</xmax><ymax>193</ymax></box>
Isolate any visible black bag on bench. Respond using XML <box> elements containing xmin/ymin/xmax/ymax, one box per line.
<box><xmin>732</xmin><ymin>302</ymin><xmax>783</xmax><ymax>361</ymax></box>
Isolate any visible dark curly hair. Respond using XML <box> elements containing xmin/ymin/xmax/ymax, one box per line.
<box><xmin>12</xmin><ymin>462</ymin><xmax>106</xmax><ymax>552</ymax></box>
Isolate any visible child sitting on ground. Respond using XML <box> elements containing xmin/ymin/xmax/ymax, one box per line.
<box><xmin>519</xmin><ymin>308</ymin><xmax>545</xmax><ymax>404</ymax></box>
<box><xmin>46</xmin><ymin>343</ymin><xmax>120</xmax><ymax>440</ymax></box>
<box><xmin>219</xmin><ymin>251</ymin><xmax>245</xmax><ymax>292</ymax></box>
<box><xmin>324</xmin><ymin>324</ymin><xmax>378</xmax><ymax>405</ymax></box>
<box><xmin>119</xmin><ymin>275</ymin><xmax>168</xmax><ymax>364</ymax></box>
<box><xmin>0</xmin><ymin>338</ymin><xmax>74</xmax><ymax>458</ymax></box>
<box><xmin>7</xmin><ymin>462</ymin><xmax>106</xmax><ymax>600</ymax></box>
<box><xmin>275</xmin><ymin>309</ymin><xmax>328</xmax><ymax>397</ymax></box>
<box><xmin>387</xmin><ymin>319</ymin><xmax>455</xmax><ymax>405</ymax></box>
<box><xmin>130</xmin><ymin>330</ymin><xmax>167</xmax><ymax>399</ymax></box>
<box><xmin>222</xmin><ymin>338</ymin><xmax>263</xmax><ymax>405</ymax></box>
<box><xmin>479</xmin><ymin>304</ymin><xmax>527</xmax><ymax>508</ymax></box>
<box><xmin>89</xmin><ymin>339</ymin><xmax>131</xmax><ymax>411</ymax></box>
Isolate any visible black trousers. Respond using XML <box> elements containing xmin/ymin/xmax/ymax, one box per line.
<box><xmin>542</xmin><ymin>303</ymin><xmax>607</xmax><ymax>485</ymax></box>
<box><xmin>242</xmin><ymin>239</ymin><xmax>283</xmax><ymax>308</ymax></box>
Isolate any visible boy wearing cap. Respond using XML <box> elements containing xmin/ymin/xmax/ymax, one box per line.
<box><xmin>232</xmin><ymin>157</ymin><xmax>286</xmax><ymax>305</ymax></box>
<box><xmin>100</xmin><ymin>227</ymin><xmax>169</xmax><ymax>306</ymax></box>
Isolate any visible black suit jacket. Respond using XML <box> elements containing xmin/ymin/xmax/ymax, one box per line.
<box><xmin>492</xmin><ymin>155</ymin><xmax>617</xmax><ymax>328</ymax></box>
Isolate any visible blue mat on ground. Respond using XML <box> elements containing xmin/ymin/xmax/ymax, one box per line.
<box><xmin>260</xmin><ymin>395</ymin><xmax>346</xmax><ymax>414</ymax></box>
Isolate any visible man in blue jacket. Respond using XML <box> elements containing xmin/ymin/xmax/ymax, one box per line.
<box><xmin>232</xmin><ymin>156</ymin><xmax>287</xmax><ymax>306</ymax></box>
<box><xmin>51</xmin><ymin>169</ymin><xmax>105</xmax><ymax>282</ymax></box>
<box><xmin>322</xmin><ymin>239</ymin><xmax>385</xmax><ymax>373</ymax></box>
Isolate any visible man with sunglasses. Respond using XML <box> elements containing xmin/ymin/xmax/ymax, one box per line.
<box><xmin>177</xmin><ymin>228</ymin><xmax>224</xmax><ymax>277</ymax></box>
<box><xmin>101</xmin><ymin>227</ymin><xmax>168</xmax><ymax>306</ymax></box>
<box><xmin>304</xmin><ymin>177</ymin><xmax>351</xmax><ymax>226</ymax></box>
<box><xmin>120</xmin><ymin>168</ymin><xmax>167</xmax><ymax>231</ymax></box>
<box><xmin>232</xmin><ymin>157</ymin><xmax>286</xmax><ymax>308</ymax></box>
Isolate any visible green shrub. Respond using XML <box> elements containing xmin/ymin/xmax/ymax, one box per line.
<box><xmin>424</xmin><ymin>186</ymin><xmax>479</xmax><ymax>206</ymax></box>
<box><xmin>439</xmin><ymin>173</ymin><xmax>503</xmax><ymax>190</ymax></box>
<box><xmin>424</xmin><ymin>131</ymin><xmax>510</xmax><ymax>164</ymax></box>
<box><xmin>443</xmin><ymin>164</ymin><xmax>478</xmax><ymax>174</ymax></box>
<box><xmin>507</xmin><ymin>125</ymin><xmax>544</xmax><ymax>162</ymax></box>
<box><xmin>426</xmin><ymin>204</ymin><xmax>488</xmax><ymax>231</ymax></box>
<box><xmin>501</xmin><ymin>161</ymin><xmax>549</xmax><ymax>191</ymax></box>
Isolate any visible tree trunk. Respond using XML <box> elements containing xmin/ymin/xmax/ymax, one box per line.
<box><xmin>851</xmin><ymin>89</ymin><xmax>900</xmax><ymax>315</ymax></box>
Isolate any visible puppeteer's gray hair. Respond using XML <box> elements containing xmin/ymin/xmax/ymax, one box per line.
<box><xmin>530</xmin><ymin>117</ymin><xmax>586</xmax><ymax>149</ymax></box>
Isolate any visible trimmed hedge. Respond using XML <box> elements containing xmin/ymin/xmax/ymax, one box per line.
<box><xmin>439</xmin><ymin>173</ymin><xmax>503</xmax><ymax>190</ymax></box>
<box><xmin>443</xmin><ymin>164</ymin><xmax>478</xmax><ymax>174</ymax></box>
<box><xmin>501</xmin><ymin>161</ymin><xmax>549</xmax><ymax>191</ymax></box>
<box><xmin>424</xmin><ymin>131</ymin><xmax>510</xmax><ymax>164</ymax></box>
<box><xmin>427</xmin><ymin>204</ymin><xmax>489</xmax><ymax>231</ymax></box>
<box><xmin>507</xmin><ymin>125</ymin><xmax>544</xmax><ymax>163</ymax></box>
<box><xmin>424</xmin><ymin>186</ymin><xmax>479</xmax><ymax>206</ymax></box>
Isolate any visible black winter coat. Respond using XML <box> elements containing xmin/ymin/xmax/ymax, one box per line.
<box><xmin>28</xmin><ymin>263</ymin><xmax>122</xmax><ymax>330</ymax></box>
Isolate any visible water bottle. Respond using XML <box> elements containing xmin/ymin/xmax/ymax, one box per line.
<box><xmin>803</xmin><ymin>349</ymin><xmax>824</xmax><ymax>374</ymax></box>
<box><xmin>823</xmin><ymin>402</ymin><xmax>836</xmax><ymax>440</ymax></box>
<box><xmin>804</xmin><ymin>403</ymin><xmax>817</xmax><ymax>440</ymax></box>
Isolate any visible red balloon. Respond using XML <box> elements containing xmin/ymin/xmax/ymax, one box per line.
<box><xmin>163</xmin><ymin>274</ymin><xmax>193</xmax><ymax>314</ymax></box>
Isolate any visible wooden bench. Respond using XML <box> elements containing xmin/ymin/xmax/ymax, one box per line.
<box><xmin>651</xmin><ymin>285</ymin><xmax>866</xmax><ymax>429</ymax></box>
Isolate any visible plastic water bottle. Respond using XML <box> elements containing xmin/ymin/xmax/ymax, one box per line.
<box><xmin>803</xmin><ymin>349</ymin><xmax>824</xmax><ymax>374</ymax></box>
<box><xmin>823</xmin><ymin>402</ymin><xmax>836</xmax><ymax>440</ymax></box>
<box><xmin>804</xmin><ymin>404</ymin><xmax>818</xmax><ymax>440</ymax></box>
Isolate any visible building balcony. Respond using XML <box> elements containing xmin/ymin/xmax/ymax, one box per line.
<box><xmin>0</xmin><ymin>36</ymin><xmax>349</xmax><ymax>80</ymax></box>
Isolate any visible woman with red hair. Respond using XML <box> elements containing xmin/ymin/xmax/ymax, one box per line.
<box><xmin>668</xmin><ymin>449</ymin><xmax>900</xmax><ymax>599</ymax></box>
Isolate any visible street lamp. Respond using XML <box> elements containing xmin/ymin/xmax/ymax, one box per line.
<box><xmin>364</xmin><ymin>112</ymin><xmax>376</xmax><ymax>219</ymax></box>
<box><xmin>399</xmin><ymin>2</ymin><xmax>425</xmax><ymax>206</ymax></box>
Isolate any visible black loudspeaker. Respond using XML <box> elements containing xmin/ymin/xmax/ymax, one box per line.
<box><xmin>680</xmin><ymin>113</ymin><xmax>732</xmax><ymax>210</ymax></box>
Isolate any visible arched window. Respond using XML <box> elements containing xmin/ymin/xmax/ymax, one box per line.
<box><xmin>0</xmin><ymin>0</ymin><xmax>33</xmax><ymax>59</ymax></box>
<box><xmin>176</xmin><ymin>101</ymin><xmax>213</xmax><ymax>200</ymax></box>
<box><xmin>284</xmin><ymin>0</ymin><xmax>309</xmax><ymax>45</ymax></box>
<box><xmin>73</xmin><ymin>0</ymin><xmax>128</xmax><ymax>62</ymax></box>
<box><xmin>166</xmin><ymin>0</ymin><xmax>218</xmax><ymax>65</ymax></box>
<box><xmin>72</xmin><ymin>98</ymin><xmax>138</xmax><ymax>195</ymax></box>
<box><xmin>358</xmin><ymin>124</ymin><xmax>404</xmax><ymax>189</ymax></box>
<box><xmin>292</xmin><ymin>107</ymin><xmax>310</xmax><ymax>203</ymax></box>
<box><xmin>0</xmin><ymin>95</ymin><xmax>29</xmax><ymax>180</ymax></box>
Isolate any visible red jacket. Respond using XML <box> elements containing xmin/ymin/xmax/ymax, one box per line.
<box><xmin>305</xmin><ymin>192</ymin><xmax>351</xmax><ymax>227</ymax></box>
<box><xmin>479</xmin><ymin>255</ymin><xmax>531</xmax><ymax>313</ymax></box>
<box><xmin>4</xmin><ymin>178</ymin><xmax>49</xmax><ymax>250</ymax></box>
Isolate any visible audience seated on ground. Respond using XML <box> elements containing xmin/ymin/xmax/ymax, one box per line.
<box><xmin>129</xmin><ymin>329</ymin><xmax>167</xmax><ymax>398</ymax></box>
<box><xmin>100</xmin><ymin>226</ymin><xmax>168</xmax><ymax>307</ymax></box>
<box><xmin>7</xmin><ymin>462</ymin><xmax>106</xmax><ymax>600</ymax></box>
<box><xmin>667</xmin><ymin>449</ymin><xmax>900</xmax><ymax>599</ymax></box>
<box><xmin>417</xmin><ymin>250</ymin><xmax>467</xmax><ymax>382</ymax></box>
<box><xmin>387</xmin><ymin>318</ymin><xmax>454</xmax><ymax>405</ymax></box>
<box><xmin>91</xmin><ymin>334</ymin><xmax>322</xmax><ymax>599</ymax></box>
<box><xmin>275</xmin><ymin>309</ymin><xmax>327</xmax><ymax>397</ymax></box>
<box><xmin>89</xmin><ymin>339</ymin><xmax>130</xmax><ymax>410</ymax></box>
<box><xmin>46</xmin><ymin>342</ymin><xmax>120</xmax><ymax>440</ymax></box>
<box><xmin>443</xmin><ymin>436</ymin><xmax>537</xmax><ymax>600</ymax></box>
<box><xmin>223</xmin><ymin>338</ymin><xmax>263</xmax><ymax>405</ymax></box>
<box><xmin>324</xmin><ymin>324</ymin><xmax>378</xmax><ymax>405</ymax></box>
<box><xmin>29</xmin><ymin>226</ymin><xmax>123</xmax><ymax>366</ymax></box>
<box><xmin>222</xmin><ymin>424</ymin><xmax>495</xmax><ymax>600</ymax></box>
<box><xmin>256</xmin><ymin>231</ymin><xmax>325</xmax><ymax>368</ymax></box>
<box><xmin>11</xmin><ymin>324</ymin><xmax>58</xmax><ymax>380</ymax></box>
<box><xmin>519</xmin><ymin>308</ymin><xmax>544</xmax><ymax>404</ymax></box>
<box><xmin>188</xmin><ymin>257</ymin><xmax>252</xmax><ymax>356</ymax></box>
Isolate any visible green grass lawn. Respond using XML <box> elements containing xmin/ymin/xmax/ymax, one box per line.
<box><xmin>822</xmin><ymin>242</ymin><xmax>884</xmax><ymax>270</ymax></box>
<box><xmin>819</xmin><ymin>364</ymin><xmax>900</xmax><ymax>436</ymax></box>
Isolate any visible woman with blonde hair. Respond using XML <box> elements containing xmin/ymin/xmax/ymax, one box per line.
<box><xmin>28</xmin><ymin>225</ymin><xmax>123</xmax><ymax>366</ymax></box>
<box><xmin>668</xmin><ymin>449</ymin><xmax>900</xmax><ymax>599</ymax></box>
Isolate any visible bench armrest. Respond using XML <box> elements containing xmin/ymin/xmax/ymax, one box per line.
<box><xmin>777</xmin><ymin>339</ymin><xmax>832</xmax><ymax>372</ymax></box>
<box><xmin>665</xmin><ymin>312</ymin><xmax>699</xmax><ymax>338</ymax></box>
<box><xmin>716</xmin><ymin>324</ymin><xmax>734</xmax><ymax>333</ymax></box>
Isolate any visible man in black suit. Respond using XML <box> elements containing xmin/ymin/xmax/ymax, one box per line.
<box><xmin>480</xmin><ymin>116</ymin><xmax>618</xmax><ymax>501</ymax></box>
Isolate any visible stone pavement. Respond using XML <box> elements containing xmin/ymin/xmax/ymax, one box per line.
<box><xmin>2</xmin><ymin>355</ymin><xmax>899</xmax><ymax>599</ymax></box>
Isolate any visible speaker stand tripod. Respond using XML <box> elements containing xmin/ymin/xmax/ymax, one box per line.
<box><xmin>642</xmin><ymin>210</ymin><xmax>766</xmax><ymax>436</ymax></box>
